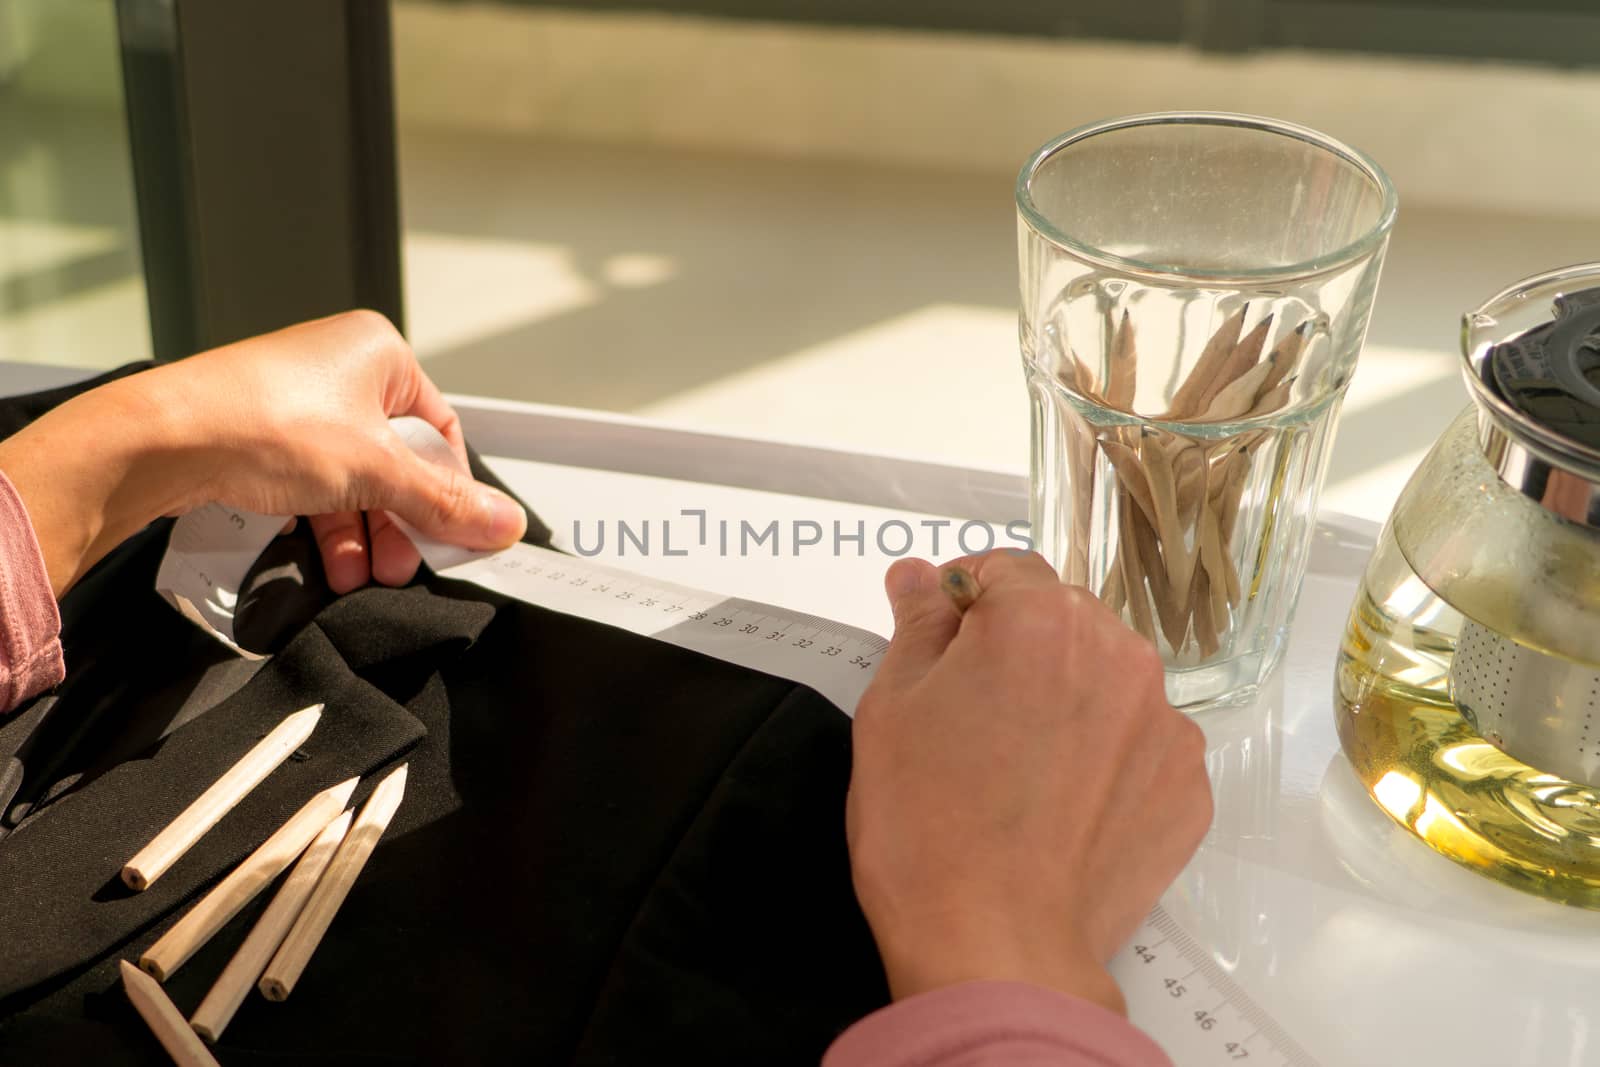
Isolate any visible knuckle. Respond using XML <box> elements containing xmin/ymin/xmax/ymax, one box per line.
<box><xmin>1157</xmin><ymin>714</ymin><xmax>1214</xmax><ymax>841</ymax></box>
<box><xmin>1185</xmin><ymin>774</ymin><xmax>1216</xmax><ymax>840</ymax></box>
<box><xmin>850</xmin><ymin>684</ymin><xmax>907</xmax><ymax>744</ymax></box>
<box><xmin>976</xmin><ymin>548</ymin><xmax>1056</xmax><ymax>587</ymax></box>
<box><xmin>1057</xmin><ymin>582</ymin><xmax>1113</xmax><ymax>630</ymax></box>
<box><xmin>994</xmin><ymin>587</ymin><xmax>1074</xmax><ymax>645</ymax></box>
<box><xmin>1119</xmin><ymin>630</ymin><xmax>1164</xmax><ymax>677</ymax></box>
<box><xmin>335</xmin><ymin>309</ymin><xmax>409</xmax><ymax>365</ymax></box>
<box><xmin>853</xmin><ymin>688</ymin><xmax>889</xmax><ymax>727</ymax></box>
<box><xmin>1138</xmin><ymin>642</ymin><xmax>1166</xmax><ymax>679</ymax></box>
<box><xmin>1057</xmin><ymin>578</ymin><xmax>1095</xmax><ymax>606</ymax></box>
<box><xmin>1174</xmin><ymin>713</ymin><xmax>1207</xmax><ymax>762</ymax></box>
<box><xmin>312</xmin><ymin>514</ymin><xmax>362</xmax><ymax>552</ymax></box>
<box><xmin>335</xmin><ymin>307</ymin><xmax>400</xmax><ymax>341</ymax></box>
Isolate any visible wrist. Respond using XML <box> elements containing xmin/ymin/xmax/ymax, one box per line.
<box><xmin>869</xmin><ymin>907</ymin><xmax>1127</xmax><ymax>1015</ymax></box>
<box><xmin>105</xmin><ymin>364</ymin><xmax>222</xmax><ymax>515</ymax></box>
<box><xmin>0</xmin><ymin>370</ymin><xmax>212</xmax><ymax>595</ymax></box>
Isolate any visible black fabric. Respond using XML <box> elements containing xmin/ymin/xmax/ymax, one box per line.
<box><xmin>0</xmin><ymin>365</ymin><xmax>887</xmax><ymax>1064</ymax></box>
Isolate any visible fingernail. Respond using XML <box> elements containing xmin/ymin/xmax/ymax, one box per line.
<box><xmin>884</xmin><ymin>558</ymin><xmax>926</xmax><ymax>605</ymax></box>
<box><xmin>481</xmin><ymin>488</ymin><xmax>527</xmax><ymax>545</ymax></box>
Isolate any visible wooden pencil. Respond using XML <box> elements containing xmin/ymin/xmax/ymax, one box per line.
<box><xmin>1166</xmin><ymin>305</ymin><xmax>1246</xmax><ymax>418</ymax></box>
<box><xmin>1195</xmin><ymin>314</ymin><xmax>1273</xmax><ymax>413</ymax></box>
<box><xmin>258</xmin><ymin>764</ymin><xmax>408</xmax><ymax>1002</ymax></box>
<box><xmin>1104</xmin><ymin>309</ymin><xmax>1137</xmax><ymax>409</ymax></box>
<box><xmin>122</xmin><ymin>705</ymin><xmax>324</xmax><ymax>892</ymax></box>
<box><xmin>1116</xmin><ymin>490</ymin><xmax>1157</xmax><ymax>643</ymax></box>
<box><xmin>119</xmin><ymin>960</ymin><xmax>221</xmax><ymax>1067</ymax></box>
<box><xmin>1075</xmin><ymin>310</ymin><xmax>1321</xmax><ymax>658</ymax></box>
<box><xmin>189</xmin><ymin>808</ymin><xmax>354</xmax><ymax>1043</ymax></box>
<box><xmin>139</xmin><ymin>776</ymin><xmax>358</xmax><ymax>981</ymax></box>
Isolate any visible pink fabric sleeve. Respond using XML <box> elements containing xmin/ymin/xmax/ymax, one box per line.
<box><xmin>0</xmin><ymin>469</ymin><xmax>64</xmax><ymax>713</ymax></box>
<box><xmin>823</xmin><ymin>981</ymin><xmax>1173</xmax><ymax>1067</ymax></box>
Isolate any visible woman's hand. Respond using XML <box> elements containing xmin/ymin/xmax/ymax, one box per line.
<box><xmin>846</xmin><ymin>550</ymin><xmax>1212</xmax><ymax>1014</ymax></box>
<box><xmin>0</xmin><ymin>310</ymin><xmax>526</xmax><ymax>597</ymax></box>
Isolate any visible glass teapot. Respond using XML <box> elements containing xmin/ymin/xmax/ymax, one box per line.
<box><xmin>1335</xmin><ymin>262</ymin><xmax>1600</xmax><ymax>908</ymax></box>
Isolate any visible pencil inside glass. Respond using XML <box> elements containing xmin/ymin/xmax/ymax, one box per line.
<box><xmin>1018</xmin><ymin>113</ymin><xmax>1395</xmax><ymax>709</ymax></box>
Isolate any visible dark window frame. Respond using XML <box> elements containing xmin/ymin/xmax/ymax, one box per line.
<box><xmin>117</xmin><ymin>0</ymin><xmax>403</xmax><ymax>362</ymax></box>
<box><xmin>492</xmin><ymin>0</ymin><xmax>1600</xmax><ymax>68</ymax></box>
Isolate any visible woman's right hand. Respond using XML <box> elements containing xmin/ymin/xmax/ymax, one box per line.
<box><xmin>845</xmin><ymin>550</ymin><xmax>1212</xmax><ymax>1013</ymax></box>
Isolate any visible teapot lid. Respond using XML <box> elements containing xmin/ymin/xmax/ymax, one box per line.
<box><xmin>1486</xmin><ymin>286</ymin><xmax>1600</xmax><ymax>452</ymax></box>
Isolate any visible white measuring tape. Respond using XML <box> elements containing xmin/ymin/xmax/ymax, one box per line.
<box><xmin>154</xmin><ymin>417</ymin><xmax>1319</xmax><ymax>1067</ymax></box>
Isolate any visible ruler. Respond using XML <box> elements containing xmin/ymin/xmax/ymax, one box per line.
<box><xmin>1112</xmin><ymin>907</ymin><xmax>1321</xmax><ymax>1067</ymax></box>
<box><xmin>155</xmin><ymin>417</ymin><xmax>1320</xmax><ymax>1065</ymax></box>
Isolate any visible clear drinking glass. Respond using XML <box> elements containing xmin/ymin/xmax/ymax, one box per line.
<box><xmin>1017</xmin><ymin>112</ymin><xmax>1396</xmax><ymax>709</ymax></box>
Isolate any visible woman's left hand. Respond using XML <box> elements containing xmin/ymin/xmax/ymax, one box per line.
<box><xmin>0</xmin><ymin>310</ymin><xmax>526</xmax><ymax>597</ymax></box>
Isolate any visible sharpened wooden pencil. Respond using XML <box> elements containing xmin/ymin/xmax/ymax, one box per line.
<box><xmin>120</xmin><ymin>960</ymin><xmax>221</xmax><ymax>1067</ymax></box>
<box><xmin>258</xmin><ymin>764</ymin><xmax>408</xmax><ymax>1001</ymax></box>
<box><xmin>122</xmin><ymin>705</ymin><xmax>324</xmax><ymax>892</ymax></box>
<box><xmin>139</xmin><ymin>776</ymin><xmax>358</xmax><ymax>981</ymax></box>
<box><xmin>189</xmin><ymin>808</ymin><xmax>354</xmax><ymax>1043</ymax></box>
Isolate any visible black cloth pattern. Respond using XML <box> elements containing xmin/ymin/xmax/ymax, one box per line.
<box><xmin>0</xmin><ymin>366</ymin><xmax>887</xmax><ymax>1064</ymax></box>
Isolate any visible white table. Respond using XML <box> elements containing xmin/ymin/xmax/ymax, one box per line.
<box><xmin>5</xmin><ymin>365</ymin><xmax>1598</xmax><ymax>1066</ymax></box>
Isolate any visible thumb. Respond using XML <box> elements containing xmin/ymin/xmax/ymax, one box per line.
<box><xmin>382</xmin><ymin>450</ymin><xmax>528</xmax><ymax>550</ymax></box>
<box><xmin>874</xmin><ymin>558</ymin><xmax>961</xmax><ymax>687</ymax></box>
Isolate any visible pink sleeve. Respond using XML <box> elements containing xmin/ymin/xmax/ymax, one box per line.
<box><xmin>823</xmin><ymin>981</ymin><xmax>1172</xmax><ymax>1067</ymax></box>
<box><xmin>0</xmin><ymin>469</ymin><xmax>64</xmax><ymax>713</ymax></box>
